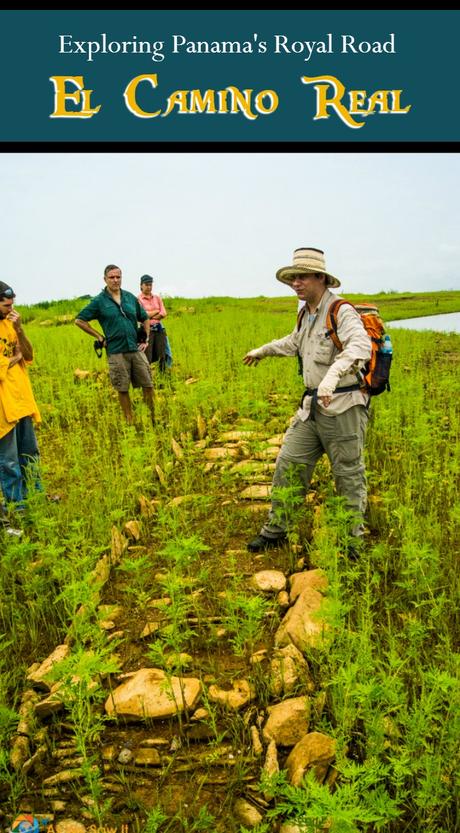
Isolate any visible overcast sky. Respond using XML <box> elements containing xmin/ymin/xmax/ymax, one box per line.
<box><xmin>1</xmin><ymin>152</ymin><xmax>459</xmax><ymax>305</ymax></box>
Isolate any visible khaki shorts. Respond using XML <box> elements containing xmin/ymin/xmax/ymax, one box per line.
<box><xmin>107</xmin><ymin>351</ymin><xmax>153</xmax><ymax>392</ymax></box>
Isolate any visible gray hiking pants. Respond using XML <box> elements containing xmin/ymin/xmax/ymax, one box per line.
<box><xmin>261</xmin><ymin>405</ymin><xmax>369</xmax><ymax>540</ymax></box>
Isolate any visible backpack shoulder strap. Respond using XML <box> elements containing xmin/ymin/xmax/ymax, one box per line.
<box><xmin>296</xmin><ymin>305</ymin><xmax>306</xmax><ymax>331</ymax></box>
<box><xmin>326</xmin><ymin>298</ymin><xmax>354</xmax><ymax>351</ymax></box>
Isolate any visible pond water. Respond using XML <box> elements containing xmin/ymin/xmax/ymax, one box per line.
<box><xmin>386</xmin><ymin>311</ymin><xmax>460</xmax><ymax>334</ymax></box>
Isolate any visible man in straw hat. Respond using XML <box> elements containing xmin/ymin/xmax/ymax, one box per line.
<box><xmin>243</xmin><ymin>247</ymin><xmax>372</xmax><ymax>553</ymax></box>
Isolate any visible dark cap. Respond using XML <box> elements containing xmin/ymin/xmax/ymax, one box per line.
<box><xmin>140</xmin><ymin>274</ymin><xmax>154</xmax><ymax>285</ymax></box>
<box><xmin>0</xmin><ymin>281</ymin><xmax>15</xmax><ymax>299</ymax></box>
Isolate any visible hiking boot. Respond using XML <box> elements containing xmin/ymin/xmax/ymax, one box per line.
<box><xmin>247</xmin><ymin>533</ymin><xmax>287</xmax><ymax>552</ymax></box>
<box><xmin>346</xmin><ymin>538</ymin><xmax>364</xmax><ymax>561</ymax></box>
<box><xmin>0</xmin><ymin>519</ymin><xmax>23</xmax><ymax>537</ymax></box>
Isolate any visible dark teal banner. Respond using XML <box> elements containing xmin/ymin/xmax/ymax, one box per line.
<box><xmin>1</xmin><ymin>10</ymin><xmax>459</xmax><ymax>142</ymax></box>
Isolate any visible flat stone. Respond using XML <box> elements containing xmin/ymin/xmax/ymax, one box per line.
<box><xmin>233</xmin><ymin>798</ymin><xmax>263</xmax><ymax>828</ymax></box>
<box><xmin>254</xmin><ymin>447</ymin><xmax>279</xmax><ymax>460</ymax></box>
<box><xmin>133</xmin><ymin>748</ymin><xmax>161</xmax><ymax>766</ymax></box>
<box><xmin>27</xmin><ymin>645</ymin><xmax>70</xmax><ymax>691</ymax></box>
<box><xmin>277</xmin><ymin>591</ymin><xmax>290</xmax><ymax>608</ymax></box>
<box><xmin>55</xmin><ymin>821</ymin><xmax>87</xmax><ymax>833</ymax></box>
<box><xmin>263</xmin><ymin>739</ymin><xmax>279</xmax><ymax>780</ymax></box>
<box><xmin>240</xmin><ymin>485</ymin><xmax>270</xmax><ymax>500</ymax></box>
<box><xmin>105</xmin><ymin>668</ymin><xmax>201</xmax><ymax>719</ymax></box>
<box><xmin>286</xmin><ymin>732</ymin><xmax>336</xmax><ymax>787</ymax></box>
<box><xmin>269</xmin><ymin>644</ymin><xmax>313</xmax><ymax>698</ymax></box>
<box><xmin>204</xmin><ymin>447</ymin><xmax>239</xmax><ymax>460</ymax></box>
<box><xmin>208</xmin><ymin>679</ymin><xmax>255</xmax><ymax>710</ymax></box>
<box><xmin>124</xmin><ymin>520</ymin><xmax>141</xmax><ymax>540</ymax></box>
<box><xmin>263</xmin><ymin>697</ymin><xmax>311</xmax><ymax>747</ymax></box>
<box><xmin>275</xmin><ymin>587</ymin><xmax>328</xmax><ymax>652</ymax></box>
<box><xmin>250</xmin><ymin>570</ymin><xmax>286</xmax><ymax>593</ymax></box>
<box><xmin>289</xmin><ymin>569</ymin><xmax>328</xmax><ymax>603</ymax></box>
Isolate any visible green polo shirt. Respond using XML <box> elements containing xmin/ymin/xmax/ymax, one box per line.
<box><xmin>77</xmin><ymin>288</ymin><xmax>148</xmax><ymax>355</ymax></box>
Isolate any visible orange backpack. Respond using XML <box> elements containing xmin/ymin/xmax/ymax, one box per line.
<box><xmin>296</xmin><ymin>299</ymin><xmax>392</xmax><ymax>397</ymax></box>
<box><xmin>326</xmin><ymin>299</ymin><xmax>392</xmax><ymax>396</ymax></box>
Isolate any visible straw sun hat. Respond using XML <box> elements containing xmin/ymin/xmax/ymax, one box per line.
<box><xmin>276</xmin><ymin>247</ymin><xmax>341</xmax><ymax>289</ymax></box>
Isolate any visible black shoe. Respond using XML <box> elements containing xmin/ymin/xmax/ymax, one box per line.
<box><xmin>247</xmin><ymin>533</ymin><xmax>287</xmax><ymax>552</ymax></box>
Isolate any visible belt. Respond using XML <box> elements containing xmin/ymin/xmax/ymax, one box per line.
<box><xmin>300</xmin><ymin>384</ymin><xmax>361</xmax><ymax>421</ymax></box>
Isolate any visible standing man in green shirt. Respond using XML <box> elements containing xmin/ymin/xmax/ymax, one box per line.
<box><xmin>75</xmin><ymin>264</ymin><xmax>155</xmax><ymax>425</ymax></box>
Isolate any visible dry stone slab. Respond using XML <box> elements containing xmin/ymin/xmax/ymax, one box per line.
<box><xmin>263</xmin><ymin>739</ymin><xmax>279</xmax><ymax>780</ymax></box>
<box><xmin>286</xmin><ymin>732</ymin><xmax>336</xmax><ymax>787</ymax></box>
<box><xmin>275</xmin><ymin>587</ymin><xmax>328</xmax><ymax>652</ymax></box>
<box><xmin>27</xmin><ymin>645</ymin><xmax>70</xmax><ymax>691</ymax></box>
<box><xmin>204</xmin><ymin>447</ymin><xmax>239</xmax><ymax>460</ymax></box>
<box><xmin>105</xmin><ymin>668</ymin><xmax>201</xmax><ymax>720</ymax></box>
<box><xmin>133</xmin><ymin>748</ymin><xmax>161</xmax><ymax>766</ymax></box>
<box><xmin>233</xmin><ymin>798</ymin><xmax>264</xmax><ymax>828</ymax></box>
<box><xmin>289</xmin><ymin>569</ymin><xmax>328</xmax><ymax>603</ymax></box>
<box><xmin>250</xmin><ymin>570</ymin><xmax>287</xmax><ymax>593</ymax></box>
<box><xmin>208</xmin><ymin>679</ymin><xmax>255</xmax><ymax>710</ymax></box>
<box><xmin>240</xmin><ymin>485</ymin><xmax>271</xmax><ymax>500</ymax></box>
<box><xmin>269</xmin><ymin>644</ymin><xmax>313</xmax><ymax>698</ymax></box>
<box><xmin>263</xmin><ymin>697</ymin><xmax>311</xmax><ymax>747</ymax></box>
<box><xmin>55</xmin><ymin>822</ymin><xmax>87</xmax><ymax>833</ymax></box>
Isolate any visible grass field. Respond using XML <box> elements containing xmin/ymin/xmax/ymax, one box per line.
<box><xmin>0</xmin><ymin>292</ymin><xmax>459</xmax><ymax>832</ymax></box>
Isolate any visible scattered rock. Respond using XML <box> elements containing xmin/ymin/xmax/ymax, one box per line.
<box><xmin>263</xmin><ymin>739</ymin><xmax>279</xmax><ymax>782</ymax></box>
<box><xmin>250</xmin><ymin>725</ymin><xmax>263</xmax><ymax>757</ymax></box>
<box><xmin>254</xmin><ymin>447</ymin><xmax>279</xmax><ymax>460</ymax></box>
<box><xmin>140</xmin><ymin>622</ymin><xmax>163</xmax><ymax>639</ymax></box>
<box><xmin>17</xmin><ymin>689</ymin><xmax>40</xmax><ymax>734</ymax></box>
<box><xmin>208</xmin><ymin>679</ymin><xmax>255</xmax><ymax>711</ymax></box>
<box><xmin>204</xmin><ymin>447</ymin><xmax>239</xmax><ymax>460</ymax></box>
<box><xmin>289</xmin><ymin>569</ymin><xmax>328</xmax><ymax>603</ymax></box>
<box><xmin>269</xmin><ymin>644</ymin><xmax>313</xmax><ymax>698</ymax></box>
<box><xmin>286</xmin><ymin>732</ymin><xmax>336</xmax><ymax>787</ymax></box>
<box><xmin>124</xmin><ymin>520</ymin><xmax>141</xmax><ymax>540</ymax></box>
<box><xmin>263</xmin><ymin>697</ymin><xmax>311</xmax><ymax>746</ymax></box>
<box><xmin>43</xmin><ymin>768</ymin><xmax>92</xmax><ymax>786</ymax></box>
<box><xmin>171</xmin><ymin>438</ymin><xmax>184</xmax><ymax>460</ymax></box>
<box><xmin>73</xmin><ymin>368</ymin><xmax>91</xmax><ymax>381</ymax></box>
<box><xmin>110</xmin><ymin>526</ymin><xmax>128</xmax><ymax>564</ymax></box>
<box><xmin>277</xmin><ymin>590</ymin><xmax>290</xmax><ymax>608</ymax></box>
<box><xmin>55</xmin><ymin>821</ymin><xmax>87</xmax><ymax>833</ymax></box>
<box><xmin>240</xmin><ymin>485</ymin><xmax>270</xmax><ymax>500</ymax></box>
<box><xmin>27</xmin><ymin>645</ymin><xmax>70</xmax><ymax>691</ymax></box>
<box><xmin>250</xmin><ymin>570</ymin><xmax>287</xmax><ymax>593</ymax></box>
<box><xmin>233</xmin><ymin>798</ymin><xmax>264</xmax><ymax>828</ymax></box>
<box><xmin>10</xmin><ymin>736</ymin><xmax>30</xmax><ymax>772</ymax></box>
<box><xmin>117</xmin><ymin>748</ymin><xmax>133</xmax><ymax>764</ymax></box>
<box><xmin>191</xmin><ymin>708</ymin><xmax>210</xmax><ymax>722</ymax></box>
<box><xmin>133</xmin><ymin>748</ymin><xmax>161</xmax><ymax>766</ymax></box>
<box><xmin>105</xmin><ymin>668</ymin><xmax>201</xmax><ymax>720</ymax></box>
<box><xmin>275</xmin><ymin>587</ymin><xmax>328</xmax><ymax>652</ymax></box>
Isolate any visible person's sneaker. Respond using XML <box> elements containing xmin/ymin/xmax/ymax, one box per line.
<box><xmin>247</xmin><ymin>533</ymin><xmax>287</xmax><ymax>552</ymax></box>
<box><xmin>3</xmin><ymin>525</ymin><xmax>23</xmax><ymax>537</ymax></box>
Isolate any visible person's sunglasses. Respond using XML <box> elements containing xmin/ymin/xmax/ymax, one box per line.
<box><xmin>0</xmin><ymin>288</ymin><xmax>14</xmax><ymax>299</ymax></box>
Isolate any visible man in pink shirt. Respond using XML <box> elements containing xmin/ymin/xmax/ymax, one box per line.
<box><xmin>138</xmin><ymin>275</ymin><xmax>168</xmax><ymax>373</ymax></box>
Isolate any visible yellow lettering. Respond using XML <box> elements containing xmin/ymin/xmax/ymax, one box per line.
<box><xmin>348</xmin><ymin>90</ymin><xmax>368</xmax><ymax>112</ymax></box>
<box><xmin>188</xmin><ymin>90</ymin><xmax>217</xmax><ymax>113</ymax></box>
<box><xmin>366</xmin><ymin>90</ymin><xmax>390</xmax><ymax>114</ymax></box>
<box><xmin>254</xmin><ymin>90</ymin><xmax>279</xmax><ymax>115</ymax></box>
<box><xmin>226</xmin><ymin>86</ymin><xmax>257</xmax><ymax>121</ymax></box>
<box><xmin>162</xmin><ymin>90</ymin><xmax>189</xmax><ymax>116</ymax></box>
<box><xmin>123</xmin><ymin>74</ymin><xmax>161</xmax><ymax>118</ymax></box>
<box><xmin>391</xmin><ymin>90</ymin><xmax>411</xmax><ymax>113</ymax></box>
<box><xmin>301</xmin><ymin>74</ymin><xmax>364</xmax><ymax>129</ymax></box>
<box><xmin>49</xmin><ymin>76</ymin><xmax>101</xmax><ymax>118</ymax></box>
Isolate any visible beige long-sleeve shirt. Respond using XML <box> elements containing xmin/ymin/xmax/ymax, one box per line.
<box><xmin>247</xmin><ymin>290</ymin><xmax>372</xmax><ymax>419</ymax></box>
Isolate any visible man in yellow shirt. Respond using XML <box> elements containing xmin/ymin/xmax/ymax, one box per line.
<box><xmin>0</xmin><ymin>281</ymin><xmax>41</xmax><ymax>521</ymax></box>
